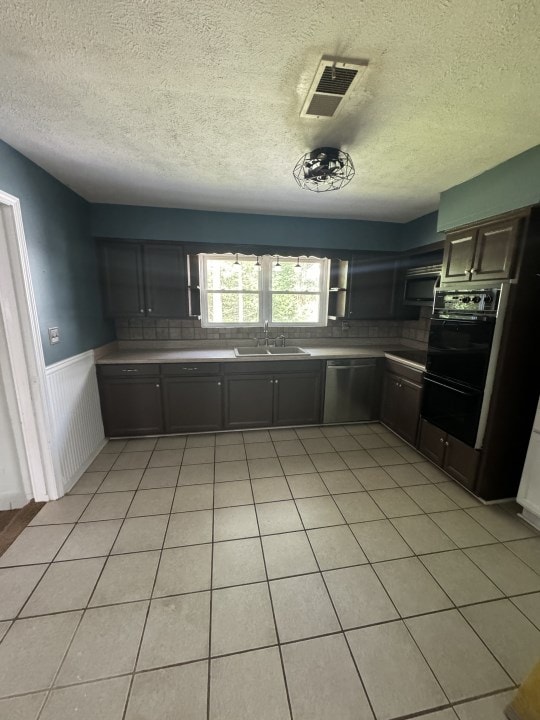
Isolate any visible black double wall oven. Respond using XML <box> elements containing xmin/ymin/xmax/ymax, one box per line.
<box><xmin>421</xmin><ymin>289</ymin><xmax>500</xmax><ymax>447</ymax></box>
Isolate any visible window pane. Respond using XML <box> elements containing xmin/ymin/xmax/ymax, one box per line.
<box><xmin>207</xmin><ymin>292</ymin><xmax>259</xmax><ymax>323</ymax></box>
<box><xmin>206</xmin><ymin>257</ymin><xmax>260</xmax><ymax>292</ymax></box>
<box><xmin>271</xmin><ymin>260</ymin><xmax>322</xmax><ymax>292</ymax></box>
<box><xmin>272</xmin><ymin>293</ymin><xmax>320</xmax><ymax>323</ymax></box>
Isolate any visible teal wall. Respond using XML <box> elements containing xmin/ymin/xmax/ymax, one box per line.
<box><xmin>91</xmin><ymin>203</ymin><xmax>403</xmax><ymax>252</ymax></box>
<box><xmin>438</xmin><ymin>145</ymin><xmax>540</xmax><ymax>231</ymax></box>
<box><xmin>0</xmin><ymin>140</ymin><xmax>114</xmax><ymax>365</ymax></box>
<box><xmin>398</xmin><ymin>212</ymin><xmax>441</xmax><ymax>250</ymax></box>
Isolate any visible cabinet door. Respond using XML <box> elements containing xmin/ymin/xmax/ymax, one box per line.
<box><xmin>418</xmin><ymin>419</ymin><xmax>446</xmax><ymax>465</ymax></box>
<box><xmin>395</xmin><ymin>378</ymin><xmax>422</xmax><ymax>446</ymax></box>
<box><xmin>101</xmin><ymin>241</ymin><xmax>144</xmax><ymax>317</ymax></box>
<box><xmin>186</xmin><ymin>253</ymin><xmax>201</xmax><ymax>317</ymax></box>
<box><xmin>380</xmin><ymin>372</ymin><xmax>401</xmax><ymax>430</ymax></box>
<box><xmin>99</xmin><ymin>378</ymin><xmax>163</xmax><ymax>436</ymax></box>
<box><xmin>441</xmin><ymin>230</ymin><xmax>477</xmax><ymax>283</ymax></box>
<box><xmin>471</xmin><ymin>218</ymin><xmax>520</xmax><ymax>282</ymax></box>
<box><xmin>163</xmin><ymin>377</ymin><xmax>222</xmax><ymax>433</ymax></box>
<box><xmin>348</xmin><ymin>255</ymin><xmax>396</xmax><ymax>319</ymax></box>
<box><xmin>274</xmin><ymin>373</ymin><xmax>321</xmax><ymax>426</ymax></box>
<box><xmin>443</xmin><ymin>434</ymin><xmax>480</xmax><ymax>491</ymax></box>
<box><xmin>225</xmin><ymin>375</ymin><xmax>274</xmax><ymax>429</ymax></box>
<box><xmin>143</xmin><ymin>244</ymin><xmax>187</xmax><ymax>318</ymax></box>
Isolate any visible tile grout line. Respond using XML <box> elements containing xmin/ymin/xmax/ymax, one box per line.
<box><xmin>8</xmin><ymin>574</ymin><xmax>537</xmax><ymax>628</ymax></box>
<box><xmin>276</xmin><ymin>451</ymin><xmax>382</xmax><ymax>720</ymax></box>
<box><xmin>248</xmin><ymin>456</ymin><xmax>294</xmax><ymax>720</ymax></box>
<box><xmin>4</xmin><ymin>526</ymin><xmax>537</xmax><ymax>572</ymax></box>
<box><xmin>33</xmin><ymin>462</ymin><xmax>147</xmax><ymax>720</ymax></box>
<box><xmin>119</xmin><ymin>446</ymin><xmax>177</xmax><ymax>720</ymax></box>
<box><xmin>275</xmin><ymin>438</ymin><xmax>486</xmax><ymax>719</ymax></box>
<box><xmin>2</xmin><ymin>424</ymin><xmax>538</xmax><ymax>712</ymax></box>
<box><xmin>206</xmin><ymin>450</ymin><xmax>217</xmax><ymax>720</ymax></box>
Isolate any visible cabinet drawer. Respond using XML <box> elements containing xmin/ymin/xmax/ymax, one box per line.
<box><xmin>385</xmin><ymin>359</ymin><xmax>423</xmax><ymax>384</ymax></box>
<box><xmin>224</xmin><ymin>360</ymin><xmax>321</xmax><ymax>375</ymax></box>
<box><xmin>98</xmin><ymin>364</ymin><xmax>160</xmax><ymax>378</ymax></box>
<box><xmin>161</xmin><ymin>363</ymin><xmax>221</xmax><ymax>376</ymax></box>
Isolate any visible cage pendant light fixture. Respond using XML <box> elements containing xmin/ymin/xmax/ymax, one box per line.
<box><xmin>293</xmin><ymin>147</ymin><xmax>354</xmax><ymax>192</ymax></box>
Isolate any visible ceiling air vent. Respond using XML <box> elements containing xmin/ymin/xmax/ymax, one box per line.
<box><xmin>300</xmin><ymin>56</ymin><xmax>368</xmax><ymax>119</ymax></box>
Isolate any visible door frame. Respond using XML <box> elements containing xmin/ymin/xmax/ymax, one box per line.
<box><xmin>0</xmin><ymin>189</ymin><xmax>60</xmax><ymax>502</ymax></box>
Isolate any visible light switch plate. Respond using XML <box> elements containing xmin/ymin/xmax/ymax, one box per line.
<box><xmin>48</xmin><ymin>327</ymin><xmax>60</xmax><ymax>345</ymax></box>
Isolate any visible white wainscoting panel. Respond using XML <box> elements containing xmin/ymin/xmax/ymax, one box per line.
<box><xmin>45</xmin><ymin>350</ymin><xmax>106</xmax><ymax>493</ymax></box>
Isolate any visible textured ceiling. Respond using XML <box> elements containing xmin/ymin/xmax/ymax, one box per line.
<box><xmin>1</xmin><ymin>0</ymin><xmax>539</xmax><ymax>221</ymax></box>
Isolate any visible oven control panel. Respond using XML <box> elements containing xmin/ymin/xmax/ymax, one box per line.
<box><xmin>434</xmin><ymin>289</ymin><xmax>500</xmax><ymax>314</ymax></box>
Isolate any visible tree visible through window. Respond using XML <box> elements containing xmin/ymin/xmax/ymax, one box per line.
<box><xmin>200</xmin><ymin>254</ymin><xmax>329</xmax><ymax>327</ymax></box>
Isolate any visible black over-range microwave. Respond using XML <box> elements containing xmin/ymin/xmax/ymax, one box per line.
<box><xmin>403</xmin><ymin>264</ymin><xmax>442</xmax><ymax>306</ymax></box>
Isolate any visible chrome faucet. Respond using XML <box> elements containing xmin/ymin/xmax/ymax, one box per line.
<box><xmin>252</xmin><ymin>321</ymin><xmax>269</xmax><ymax>347</ymax></box>
<box><xmin>262</xmin><ymin>320</ymin><xmax>270</xmax><ymax>346</ymax></box>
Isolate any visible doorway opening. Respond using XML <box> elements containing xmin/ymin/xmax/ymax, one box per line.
<box><xmin>0</xmin><ymin>190</ymin><xmax>60</xmax><ymax>515</ymax></box>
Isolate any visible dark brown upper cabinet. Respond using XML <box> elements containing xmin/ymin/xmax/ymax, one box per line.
<box><xmin>441</xmin><ymin>216</ymin><xmax>520</xmax><ymax>284</ymax></box>
<box><xmin>347</xmin><ymin>254</ymin><xmax>397</xmax><ymax>320</ymax></box>
<box><xmin>327</xmin><ymin>258</ymin><xmax>349</xmax><ymax>320</ymax></box>
<box><xmin>101</xmin><ymin>241</ymin><xmax>144</xmax><ymax>317</ymax></box>
<box><xmin>101</xmin><ymin>240</ymin><xmax>187</xmax><ymax>318</ymax></box>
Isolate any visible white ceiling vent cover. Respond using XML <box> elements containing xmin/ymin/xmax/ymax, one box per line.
<box><xmin>300</xmin><ymin>56</ymin><xmax>368</xmax><ymax>119</ymax></box>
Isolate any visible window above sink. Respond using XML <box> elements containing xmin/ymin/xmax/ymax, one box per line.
<box><xmin>199</xmin><ymin>253</ymin><xmax>330</xmax><ymax>328</ymax></box>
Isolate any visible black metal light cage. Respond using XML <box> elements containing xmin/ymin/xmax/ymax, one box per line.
<box><xmin>293</xmin><ymin>146</ymin><xmax>355</xmax><ymax>192</ymax></box>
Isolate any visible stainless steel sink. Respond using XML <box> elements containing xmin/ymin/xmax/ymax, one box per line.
<box><xmin>234</xmin><ymin>347</ymin><xmax>270</xmax><ymax>356</ymax></box>
<box><xmin>267</xmin><ymin>346</ymin><xmax>310</xmax><ymax>355</ymax></box>
<box><xmin>234</xmin><ymin>346</ymin><xmax>310</xmax><ymax>357</ymax></box>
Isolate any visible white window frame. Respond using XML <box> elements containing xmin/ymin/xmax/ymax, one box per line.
<box><xmin>199</xmin><ymin>253</ymin><xmax>330</xmax><ymax>328</ymax></box>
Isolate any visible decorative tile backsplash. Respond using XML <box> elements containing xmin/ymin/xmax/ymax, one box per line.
<box><xmin>115</xmin><ymin>306</ymin><xmax>431</xmax><ymax>348</ymax></box>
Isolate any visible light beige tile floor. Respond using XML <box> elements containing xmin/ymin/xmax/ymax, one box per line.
<box><xmin>0</xmin><ymin>422</ymin><xmax>538</xmax><ymax>720</ymax></box>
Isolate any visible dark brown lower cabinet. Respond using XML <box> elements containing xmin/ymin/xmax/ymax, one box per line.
<box><xmin>98</xmin><ymin>360</ymin><xmax>323</xmax><ymax>436</ymax></box>
<box><xmin>273</xmin><ymin>372</ymin><xmax>321</xmax><ymax>426</ymax></box>
<box><xmin>225</xmin><ymin>375</ymin><xmax>275</xmax><ymax>429</ymax></box>
<box><xmin>163</xmin><ymin>376</ymin><xmax>223</xmax><ymax>433</ymax></box>
<box><xmin>418</xmin><ymin>418</ymin><xmax>480</xmax><ymax>491</ymax></box>
<box><xmin>380</xmin><ymin>363</ymin><xmax>423</xmax><ymax>446</ymax></box>
<box><xmin>416</xmin><ymin>417</ymin><xmax>445</xmax><ymax>465</ymax></box>
<box><xmin>99</xmin><ymin>378</ymin><xmax>163</xmax><ymax>436</ymax></box>
<box><xmin>224</xmin><ymin>366</ymin><xmax>323</xmax><ymax>429</ymax></box>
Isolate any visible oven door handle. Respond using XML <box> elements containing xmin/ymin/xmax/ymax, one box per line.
<box><xmin>424</xmin><ymin>377</ymin><xmax>477</xmax><ymax>396</ymax></box>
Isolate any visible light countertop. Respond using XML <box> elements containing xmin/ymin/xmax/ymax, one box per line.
<box><xmin>96</xmin><ymin>345</ymin><xmax>426</xmax><ymax>369</ymax></box>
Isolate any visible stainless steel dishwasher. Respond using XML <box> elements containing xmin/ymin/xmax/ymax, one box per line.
<box><xmin>323</xmin><ymin>358</ymin><xmax>380</xmax><ymax>424</ymax></box>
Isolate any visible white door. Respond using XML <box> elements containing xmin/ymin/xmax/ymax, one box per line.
<box><xmin>0</xmin><ymin>193</ymin><xmax>59</xmax><ymax>504</ymax></box>
<box><xmin>0</xmin><ymin>312</ymin><xmax>31</xmax><ymax>509</ymax></box>
<box><xmin>517</xmin><ymin>396</ymin><xmax>540</xmax><ymax>529</ymax></box>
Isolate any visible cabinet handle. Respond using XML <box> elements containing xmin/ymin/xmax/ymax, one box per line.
<box><xmin>155</xmin><ymin>384</ymin><xmax>160</xmax><ymax>388</ymax></box>
<box><xmin>121</xmin><ymin>369</ymin><xmax>138</xmax><ymax>373</ymax></box>
<box><xmin>217</xmin><ymin>381</ymin><xmax>221</xmax><ymax>386</ymax></box>
<box><xmin>445</xmin><ymin>441</ymin><xmax>449</xmax><ymax>446</ymax></box>
<box><xmin>181</xmin><ymin>367</ymin><xmax>199</xmax><ymax>371</ymax></box>
<box><xmin>275</xmin><ymin>379</ymin><xmax>279</xmax><ymax>384</ymax></box>
<box><xmin>269</xmin><ymin>379</ymin><xmax>274</xmax><ymax>383</ymax></box>
<box><xmin>148</xmin><ymin>308</ymin><xmax>153</xmax><ymax>312</ymax></box>
<box><xmin>139</xmin><ymin>309</ymin><xmax>144</xmax><ymax>313</ymax></box>
<box><xmin>439</xmin><ymin>437</ymin><xmax>444</xmax><ymax>443</ymax></box>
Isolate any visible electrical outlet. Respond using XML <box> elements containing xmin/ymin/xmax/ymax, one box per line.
<box><xmin>48</xmin><ymin>327</ymin><xmax>60</xmax><ymax>345</ymax></box>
